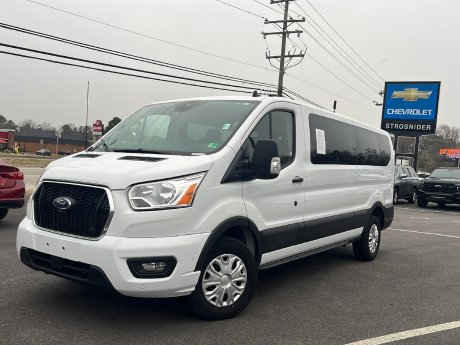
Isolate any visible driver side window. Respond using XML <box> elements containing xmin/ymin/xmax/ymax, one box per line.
<box><xmin>245</xmin><ymin>110</ymin><xmax>295</xmax><ymax>168</ymax></box>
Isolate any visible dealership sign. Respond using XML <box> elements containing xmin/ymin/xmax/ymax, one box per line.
<box><xmin>440</xmin><ymin>148</ymin><xmax>460</xmax><ymax>159</ymax></box>
<box><xmin>381</xmin><ymin>81</ymin><xmax>441</xmax><ymax>134</ymax></box>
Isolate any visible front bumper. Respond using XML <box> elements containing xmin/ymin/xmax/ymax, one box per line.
<box><xmin>17</xmin><ymin>217</ymin><xmax>209</xmax><ymax>298</ymax></box>
<box><xmin>418</xmin><ymin>191</ymin><xmax>460</xmax><ymax>204</ymax></box>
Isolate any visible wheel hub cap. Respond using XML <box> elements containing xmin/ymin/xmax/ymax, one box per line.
<box><xmin>202</xmin><ymin>254</ymin><xmax>247</xmax><ymax>307</ymax></box>
<box><xmin>368</xmin><ymin>224</ymin><xmax>379</xmax><ymax>254</ymax></box>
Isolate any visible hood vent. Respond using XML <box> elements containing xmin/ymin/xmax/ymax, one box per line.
<box><xmin>74</xmin><ymin>154</ymin><xmax>101</xmax><ymax>158</ymax></box>
<box><xmin>118</xmin><ymin>156</ymin><xmax>166</xmax><ymax>162</ymax></box>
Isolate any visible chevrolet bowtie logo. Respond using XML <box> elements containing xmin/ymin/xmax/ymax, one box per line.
<box><xmin>391</xmin><ymin>88</ymin><xmax>432</xmax><ymax>102</ymax></box>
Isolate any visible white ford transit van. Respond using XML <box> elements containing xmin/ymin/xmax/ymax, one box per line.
<box><xmin>17</xmin><ymin>96</ymin><xmax>394</xmax><ymax>320</ymax></box>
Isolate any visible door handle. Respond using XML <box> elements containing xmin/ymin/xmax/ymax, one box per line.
<box><xmin>292</xmin><ymin>176</ymin><xmax>304</xmax><ymax>183</ymax></box>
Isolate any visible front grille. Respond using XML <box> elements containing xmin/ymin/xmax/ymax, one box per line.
<box><xmin>34</xmin><ymin>182</ymin><xmax>111</xmax><ymax>238</ymax></box>
<box><xmin>424</xmin><ymin>183</ymin><xmax>456</xmax><ymax>193</ymax></box>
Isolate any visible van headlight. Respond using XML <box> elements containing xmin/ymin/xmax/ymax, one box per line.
<box><xmin>128</xmin><ymin>172</ymin><xmax>205</xmax><ymax>210</ymax></box>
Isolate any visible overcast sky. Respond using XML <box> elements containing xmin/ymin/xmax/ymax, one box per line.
<box><xmin>0</xmin><ymin>0</ymin><xmax>458</xmax><ymax>129</ymax></box>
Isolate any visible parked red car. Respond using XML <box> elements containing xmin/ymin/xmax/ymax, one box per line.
<box><xmin>0</xmin><ymin>160</ymin><xmax>25</xmax><ymax>219</ymax></box>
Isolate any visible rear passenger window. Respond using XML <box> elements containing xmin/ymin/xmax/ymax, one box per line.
<box><xmin>247</xmin><ymin>111</ymin><xmax>295</xmax><ymax>168</ymax></box>
<box><xmin>310</xmin><ymin>114</ymin><xmax>356</xmax><ymax>165</ymax></box>
<box><xmin>309</xmin><ymin>113</ymin><xmax>391</xmax><ymax>166</ymax></box>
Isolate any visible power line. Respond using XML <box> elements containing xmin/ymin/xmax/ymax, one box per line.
<box><xmin>24</xmin><ymin>0</ymin><xmax>275</xmax><ymax>72</ymax></box>
<box><xmin>0</xmin><ymin>43</ymin><xmax>277</xmax><ymax>93</ymax></box>
<box><xmin>304</xmin><ymin>0</ymin><xmax>386</xmax><ymax>83</ymax></box>
<box><xmin>216</xmin><ymin>0</ymin><xmax>267</xmax><ymax>19</ymax></box>
<box><xmin>0</xmin><ymin>50</ymin><xmax>257</xmax><ymax>94</ymax></box>
<box><xmin>292</xmin><ymin>1</ymin><xmax>383</xmax><ymax>90</ymax></box>
<box><xmin>272</xmin><ymin>2</ymin><xmax>380</xmax><ymax>95</ymax></box>
<box><xmin>304</xmin><ymin>53</ymin><xmax>375</xmax><ymax>101</ymax></box>
<box><xmin>0</xmin><ymin>22</ymin><xmax>277</xmax><ymax>89</ymax></box>
<box><xmin>285</xmin><ymin>73</ymin><xmax>379</xmax><ymax>112</ymax></box>
<box><xmin>252</xmin><ymin>0</ymin><xmax>283</xmax><ymax>15</ymax></box>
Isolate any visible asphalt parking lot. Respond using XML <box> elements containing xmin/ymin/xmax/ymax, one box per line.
<box><xmin>1</xmin><ymin>203</ymin><xmax>459</xmax><ymax>345</ymax></box>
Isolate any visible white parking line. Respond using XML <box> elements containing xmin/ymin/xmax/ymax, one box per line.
<box><xmin>344</xmin><ymin>320</ymin><xmax>460</xmax><ymax>345</ymax></box>
<box><xmin>397</xmin><ymin>207</ymin><xmax>460</xmax><ymax>216</ymax></box>
<box><xmin>409</xmin><ymin>216</ymin><xmax>430</xmax><ymax>220</ymax></box>
<box><xmin>388</xmin><ymin>228</ymin><xmax>460</xmax><ymax>239</ymax></box>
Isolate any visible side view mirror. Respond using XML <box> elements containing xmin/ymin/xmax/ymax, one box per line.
<box><xmin>252</xmin><ymin>139</ymin><xmax>280</xmax><ymax>179</ymax></box>
<box><xmin>400</xmin><ymin>173</ymin><xmax>408</xmax><ymax>178</ymax></box>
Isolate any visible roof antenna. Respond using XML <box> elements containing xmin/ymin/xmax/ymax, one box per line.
<box><xmin>252</xmin><ymin>90</ymin><xmax>260</xmax><ymax>97</ymax></box>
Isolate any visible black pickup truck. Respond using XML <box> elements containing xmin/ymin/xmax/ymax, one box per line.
<box><xmin>417</xmin><ymin>167</ymin><xmax>460</xmax><ymax>208</ymax></box>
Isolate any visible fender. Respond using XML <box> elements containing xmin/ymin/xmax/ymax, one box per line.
<box><xmin>194</xmin><ymin>216</ymin><xmax>262</xmax><ymax>271</ymax></box>
<box><xmin>369</xmin><ymin>201</ymin><xmax>393</xmax><ymax>230</ymax></box>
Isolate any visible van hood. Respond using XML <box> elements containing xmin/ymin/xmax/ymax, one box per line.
<box><xmin>41</xmin><ymin>152</ymin><xmax>215</xmax><ymax>190</ymax></box>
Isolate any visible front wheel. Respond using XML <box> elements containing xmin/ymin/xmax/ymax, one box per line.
<box><xmin>0</xmin><ymin>208</ymin><xmax>8</xmax><ymax>220</ymax></box>
<box><xmin>353</xmin><ymin>216</ymin><xmax>381</xmax><ymax>261</ymax></box>
<box><xmin>417</xmin><ymin>194</ymin><xmax>428</xmax><ymax>208</ymax></box>
<box><xmin>189</xmin><ymin>238</ymin><xmax>257</xmax><ymax>320</ymax></box>
<box><xmin>408</xmin><ymin>189</ymin><xmax>417</xmax><ymax>204</ymax></box>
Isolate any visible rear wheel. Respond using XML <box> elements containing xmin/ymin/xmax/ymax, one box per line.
<box><xmin>353</xmin><ymin>215</ymin><xmax>381</xmax><ymax>261</ymax></box>
<box><xmin>0</xmin><ymin>208</ymin><xmax>8</xmax><ymax>220</ymax></box>
<box><xmin>393</xmin><ymin>188</ymin><xmax>399</xmax><ymax>205</ymax></box>
<box><xmin>189</xmin><ymin>238</ymin><xmax>257</xmax><ymax>320</ymax></box>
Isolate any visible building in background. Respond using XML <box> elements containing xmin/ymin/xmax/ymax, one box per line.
<box><xmin>14</xmin><ymin>129</ymin><xmax>85</xmax><ymax>154</ymax></box>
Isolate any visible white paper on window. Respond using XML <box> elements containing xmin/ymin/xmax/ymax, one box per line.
<box><xmin>315</xmin><ymin>129</ymin><xmax>326</xmax><ymax>155</ymax></box>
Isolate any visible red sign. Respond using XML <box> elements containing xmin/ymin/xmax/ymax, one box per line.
<box><xmin>92</xmin><ymin>120</ymin><xmax>104</xmax><ymax>133</ymax></box>
<box><xmin>440</xmin><ymin>148</ymin><xmax>460</xmax><ymax>159</ymax></box>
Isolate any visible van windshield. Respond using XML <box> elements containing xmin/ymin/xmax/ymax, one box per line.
<box><xmin>91</xmin><ymin>100</ymin><xmax>260</xmax><ymax>155</ymax></box>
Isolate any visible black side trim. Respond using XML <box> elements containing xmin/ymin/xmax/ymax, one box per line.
<box><xmin>195</xmin><ymin>217</ymin><xmax>262</xmax><ymax>270</ymax></box>
<box><xmin>354</xmin><ymin>209</ymin><xmax>369</xmax><ymax>229</ymax></box>
<box><xmin>302</xmin><ymin>212</ymin><xmax>355</xmax><ymax>243</ymax></box>
<box><xmin>383</xmin><ymin>204</ymin><xmax>394</xmax><ymax>229</ymax></box>
<box><xmin>20</xmin><ymin>247</ymin><xmax>113</xmax><ymax>289</ymax></box>
<box><xmin>261</xmin><ymin>212</ymin><xmax>358</xmax><ymax>254</ymax></box>
<box><xmin>261</xmin><ymin>223</ymin><xmax>300</xmax><ymax>253</ymax></box>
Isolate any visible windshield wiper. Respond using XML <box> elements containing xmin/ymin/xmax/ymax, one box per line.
<box><xmin>112</xmin><ymin>148</ymin><xmax>172</xmax><ymax>155</ymax></box>
<box><xmin>90</xmin><ymin>138</ymin><xmax>111</xmax><ymax>152</ymax></box>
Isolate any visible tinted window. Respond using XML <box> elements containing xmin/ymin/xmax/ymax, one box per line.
<box><xmin>310</xmin><ymin>114</ymin><xmax>356</xmax><ymax>165</ymax></box>
<box><xmin>246</xmin><ymin>111</ymin><xmax>295</xmax><ymax>168</ymax></box>
<box><xmin>310</xmin><ymin>114</ymin><xmax>391</xmax><ymax>166</ymax></box>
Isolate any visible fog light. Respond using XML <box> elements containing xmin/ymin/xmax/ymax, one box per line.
<box><xmin>127</xmin><ymin>257</ymin><xmax>176</xmax><ymax>278</ymax></box>
<box><xmin>141</xmin><ymin>262</ymin><xmax>167</xmax><ymax>272</ymax></box>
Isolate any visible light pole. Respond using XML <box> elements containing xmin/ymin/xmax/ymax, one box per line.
<box><xmin>55</xmin><ymin>130</ymin><xmax>61</xmax><ymax>155</ymax></box>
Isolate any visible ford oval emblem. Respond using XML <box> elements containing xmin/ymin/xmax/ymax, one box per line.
<box><xmin>53</xmin><ymin>196</ymin><xmax>75</xmax><ymax>210</ymax></box>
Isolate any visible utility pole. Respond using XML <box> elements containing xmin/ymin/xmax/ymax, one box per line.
<box><xmin>263</xmin><ymin>0</ymin><xmax>306</xmax><ymax>96</ymax></box>
<box><xmin>84</xmin><ymin>81</ymin><xmax>90</xmax><ymax>149</ymax></box>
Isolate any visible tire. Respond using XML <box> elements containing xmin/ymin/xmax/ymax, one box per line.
<box><xmin>393</xmin><ymin>188</ymin><xmax>399</xmax><ymax>205</ymax></box>
<box><xmin>0</xmin><ymin>208</ymin><xmax>8</xmax><ymax>220</ymax></box>
<box><xmin>353</xmin><ymin>215</ymin><xmax>381</xmax><ymax>261</ymax></box>
<box><xmin>437</xmin><ymin>202</ymin><xmax>446</xmax><ymax>208</ymax></box>
<box><xmin>408</xmin><ymin>189</ymin><xmax>416</xmax><ymax>204</ymax></box>
<box><xmin>417</xmin><ymin>194</ymin><xmax>428</xmax><ymax>208</ymax></box>
<box><xmin>189</xmin><ymin>238</ymin><xmax>257</xmax><ymax>320</ymax></box>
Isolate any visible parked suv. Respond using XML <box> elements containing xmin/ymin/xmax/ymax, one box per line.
<box><xmin>17</xmin><ymin>97</ymin><xmax>394</xmax><ymax>319</ymax></box>
<box><xmin>393</xmin><ymin>165</ymin><xmax>419</xmax><ymax>204</ymax></box>
<box><xmin>417</xmin><ymin>167</ymin><xmax>460</xmax><ymax>208</ymax></box>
